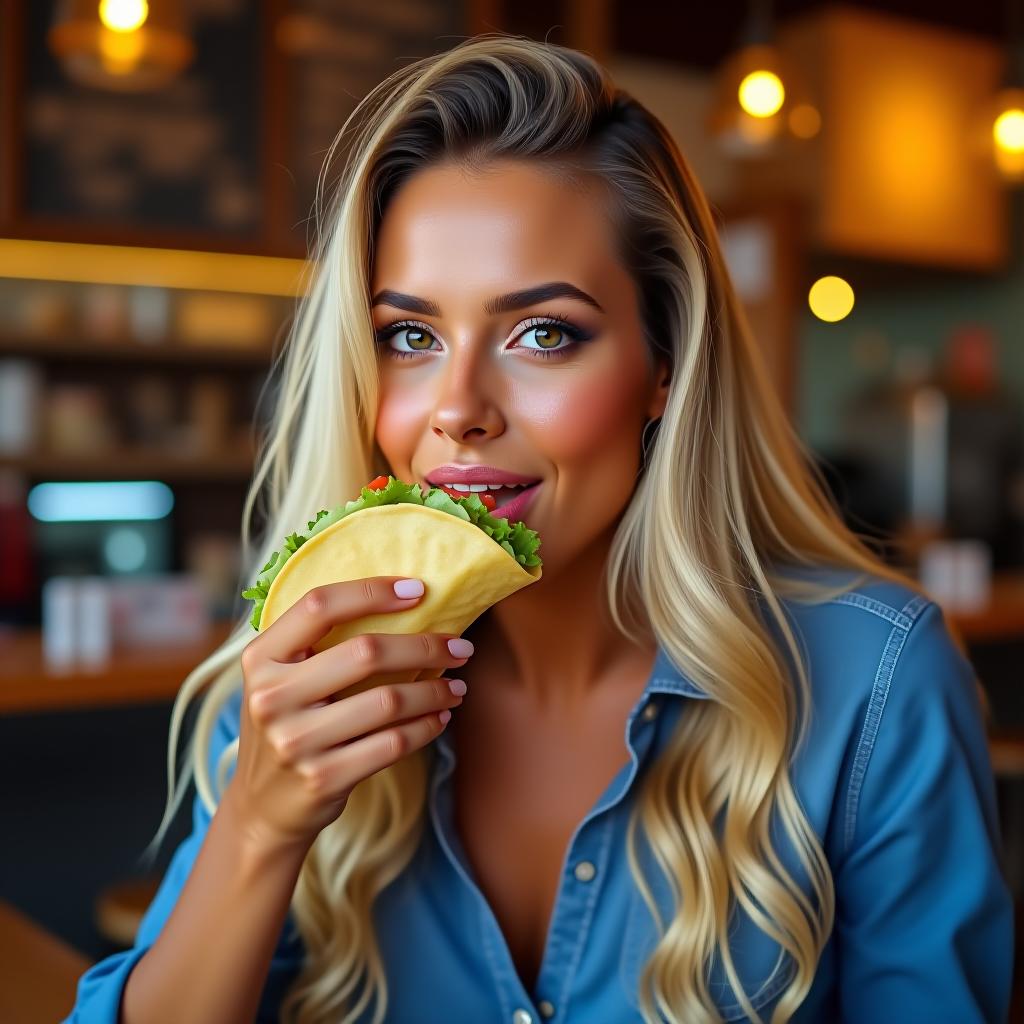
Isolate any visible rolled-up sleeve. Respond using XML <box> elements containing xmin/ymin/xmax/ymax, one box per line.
<box><xmin>835</xmin><ymin>600</ymin><xmax>1014</xmax><ymax>1023</ymax></box>
<box><xmin>63</xmin><ymin>692</ymin><xmax>303</xmax><ymax>1023</ymax></box>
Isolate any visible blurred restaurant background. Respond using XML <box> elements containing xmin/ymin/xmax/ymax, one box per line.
<box><xmin>2</xmin><ymin>0</ymin><xmax>1024</xmax><ymax>1019</ymax></box>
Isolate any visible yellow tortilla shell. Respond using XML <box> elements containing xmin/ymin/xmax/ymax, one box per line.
<box><xmin>258</xmin><ymin>503</ymin><xmax>542</xmax><ymax>694</ymax></box>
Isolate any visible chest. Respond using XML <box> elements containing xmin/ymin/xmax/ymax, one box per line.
<box><xmin>449</xmin><ymin>709</ymin><xmax>633</xmax><ymax>992</ymax></box>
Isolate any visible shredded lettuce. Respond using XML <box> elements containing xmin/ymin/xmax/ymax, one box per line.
<box><xmin>241</xmin><ymin>476</ymin><xmax>542</xmax><ymax>630</ymax></box>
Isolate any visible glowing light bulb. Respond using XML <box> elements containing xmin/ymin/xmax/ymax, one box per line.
<box><xmin>99</xmin><ymin>0</ymin><xmax>149</xmax><ymax>33</ymax></box>
<box><xmin>994</xmin><ymin>108</ymin><xmax>1024</xmax><ymax>154</ymax></box>
<box><xmin>809</xmin><ymin>276</ymin><xmax>855</xmax><ymax>323</ymax></box>
<box><xmin>738</xmin><ymin>71</ymin><xmax>785</xmax><ymax>118</ymax></box>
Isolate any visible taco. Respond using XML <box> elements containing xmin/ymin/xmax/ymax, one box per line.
<box><xmin>240</xmin><ymin>475</ymin><xmax>542</xmax><ymax>690</ymax></box>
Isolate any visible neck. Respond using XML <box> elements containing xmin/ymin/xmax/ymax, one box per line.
<box><xmin>463</xmin><ymin>530</ymin><xmax>657</xmax><ymax>712</ymax></box>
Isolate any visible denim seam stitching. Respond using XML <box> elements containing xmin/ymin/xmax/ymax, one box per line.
<box><xmin>828</xmin><ymin>592</ymin><xmax>912</xmax><ymax>629</ymax></box>
<box><xmin>842</xmin><ymin>594</ymin><xmax>932</xmax><ymax>854</ymax></box>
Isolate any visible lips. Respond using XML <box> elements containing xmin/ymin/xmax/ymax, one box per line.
<box><xmin>488</xmin><ymin>482</ymin><xmax>541</xmax><ymax>522</ymax></box>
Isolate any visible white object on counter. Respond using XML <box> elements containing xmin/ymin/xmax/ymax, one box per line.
<box><xmin>77</xmin><ymin>576</ymin><xmax>113</xmax><ymax>667</ymax></box>
<box><xmin>919</xmin><ymin>539</ymin><xmax>992</xmax><ymax>612</ymax></box>
<box><xmin>41</xmin><ymin>577</ymin><xmax>78</xmax><ymax>671</ymax></box>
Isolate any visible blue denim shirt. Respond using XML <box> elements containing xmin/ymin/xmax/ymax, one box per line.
<box><xmin>66</xmin><ymin>573</ymin><xmax>1013</xmax><ymax>1023</ymax></box>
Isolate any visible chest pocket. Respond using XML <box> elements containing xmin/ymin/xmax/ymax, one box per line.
<box><xmin>617</xmin><ymin>869</ymin><xmax>796</xmax><ymax>1021</ymax></box>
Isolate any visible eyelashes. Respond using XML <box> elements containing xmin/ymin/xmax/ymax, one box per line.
<box><xmin>374</xmin><ymin>311</ymin><xmax>594</xmax><ymax>361</ymax></box>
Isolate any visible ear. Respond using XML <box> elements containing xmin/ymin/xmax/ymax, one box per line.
<box><xmin>647</xmin><ymin>356</ymin><xmax>671</xmax><ymax>420</ymax></box>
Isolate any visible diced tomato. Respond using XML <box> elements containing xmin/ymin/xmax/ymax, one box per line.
<box><xmin>367</xmin><ymin>475</ymin><xmax>390</xmax><ymax>491</ymax></box>
<box><xmin>481</xmin><ymin>493</ymin><xmax>496</xmax><ymax>511</ymax></box>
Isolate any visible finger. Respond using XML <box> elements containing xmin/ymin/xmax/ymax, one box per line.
<box><xmin>297</xmin><ymin>708</ymin><xmax>452</xmax><ymax>795</ymax></box>
<box><xmin>251</xmin><ymin>631</ymin><xmax>472</xmax><ymax>719</ymax></box>
<box><xmin>267</xmin><ymin>677</ymin><xmax>466</xmax><ymax>762</ymax></box>
<box><xmin>255</xmin><ymin>577</ymin><xmax>426</xmax><ymax>664</ymax></box>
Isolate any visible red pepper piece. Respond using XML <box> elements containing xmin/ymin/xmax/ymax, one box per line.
<box><xmin>481</xmin><ymin>493</ymin><xmax>496</xmax><ymax>511</ymax></box>
<box><xmin>367</xmin><ymin>475</ymin><xmax>390</xmax><ymax>491</ymax></box>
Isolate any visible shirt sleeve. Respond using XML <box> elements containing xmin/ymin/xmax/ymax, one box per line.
<box><xmin>834</xmin><ymin>599</ymin><xmax>1014</xmax><ymax>1024</ymax></box>
<box><xmin>62</xmin><ymin>691</ymin><xmax>305</xmax><ymax>1024</ymax></box>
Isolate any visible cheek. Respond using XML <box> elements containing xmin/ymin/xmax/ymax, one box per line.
<box><xmin>519</xmin><ymin>364</ymin><xmax>645</xmax><ymax>468</ymax></box>
<box><xmin>374</xmin><ymin>386</ymin><xmax>430</xmax><ymax>463</ymax></box>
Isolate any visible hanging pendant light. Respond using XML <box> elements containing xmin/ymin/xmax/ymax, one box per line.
<box><xmin>707</xmin><ymin>0</ymin><xmax>819</xmax><ymax>159</ymax></box>
<box><xmin>48</xmin><ymin>0</ymin><xmax>194</xmax><ymax>93</ymax></box>
<box><xmin>990</xmin><ymin>0</ymin><xmax>1024</xmax><ymax>183</ymax></box>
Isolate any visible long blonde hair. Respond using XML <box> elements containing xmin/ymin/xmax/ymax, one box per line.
<box><xmin>145</xmin><ymin>34</ymin><xmax>921</xmax><ymax>1023</ymax></box>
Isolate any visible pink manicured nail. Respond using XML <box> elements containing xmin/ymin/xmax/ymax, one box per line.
<box><xmin>447</xmin><ymin>638</ymin><xmax>474</xmax><ymax>658</ymax></box>
<box><xmin>394</xmin><ymin>578</ymin><xmax>424</xmax><ymax>598</ymax></box>
<box><xmin>438</xmin><ymin>709</ymin><xmax>452</xmax><ymax>725</ymax></box>
<box><xmin>448</xmin><ymin>678</ymin><xmax>468</xmax><ymax>696</ymax></box>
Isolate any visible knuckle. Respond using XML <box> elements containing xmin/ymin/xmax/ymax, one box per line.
<box><xmin>247</xmin><ymin>687</ymin><xmax>276</xmax><ymax>724</ymax></box>
<box><xmin>418</xmin><ymin>633</ymin><xmax>433</xmax><ymax>659</ymax></box>
<box><xmin>361</xmin><ymin>578</ymin><xmax>377</xmax><ymax>604</ymax></box>
<box><xmin>299</xmin><ymin>760</ymin><xmax>330</xmax><ymax>796</ymax></box>
<box><xmin>353</xmin><ymin>634</ymin><xmax>379</xmax><ymax>666</ymax></box>
<box><xmin>269</xmin><ymin>727</ymin><xmax>298</xmax><ymax>764</ymax></box>
<box><xmin>384</xmin><ymin>728</ymin><xmax>408</xmax><ymax>760</ymax></box>
<box><xmin>240</xmin><ymin>641</ymin><xmax>262</xmax><ymax>680</ymax></box>
<box><xmin>431</xmin><ymin>681</ymin><xmax>450</xmax><ymax>703</ymax></box>
<box><xmin>377</xmin><ymin>686</ymin><xmax>401</xmax><ymax>719</ymax></box>
<box><xmin>303</xmin><ymin>586</ymin><xmax>329</xmax><ymax>618</ymax></box>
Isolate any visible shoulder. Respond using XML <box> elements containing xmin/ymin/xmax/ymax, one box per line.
<box><xmin>772</xmin><ymin>565</ymin><xmax>961</xmax><ymax>705</ymax></box>
<box><xmin>771</xmin><ymin>565</ymin><xmax>988</xmax><ymax>852</ymax></box>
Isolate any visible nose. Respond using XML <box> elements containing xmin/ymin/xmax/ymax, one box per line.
<box><xmin>428</xmin><ymin>337</ymin><xmax>505</xmax><ymax>444</ymax></box>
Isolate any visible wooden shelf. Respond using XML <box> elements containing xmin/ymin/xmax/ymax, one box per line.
<box><xmin>0</xmin><ymin>620</ymin><xmax>239</xmax><ymax>714</ymax></box>
<box><xmin>0</xmin><ymin>331</ymin><xmax>275</xmax><ymax>368</ymax></box>
<box><xmin>1</xmin><ymin>444</ymin><xmax>257</xmax><ymax>481</ymax></box>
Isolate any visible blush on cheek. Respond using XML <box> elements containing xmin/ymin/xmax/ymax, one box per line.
<box><xmin>375</xmin><ymin>394</ymin><xmax>430</xmax><ymax>470</ymax></box>
<box><xmin>537</xmin><ymin>376</ymin><xmax>643</xmax><ymax>464</ymax></box>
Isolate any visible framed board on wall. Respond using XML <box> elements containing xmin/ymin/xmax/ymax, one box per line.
<box><xmin>0</xmin><ymin>0</ymin><xmax>470</xmax><ymax>257</ymax></box>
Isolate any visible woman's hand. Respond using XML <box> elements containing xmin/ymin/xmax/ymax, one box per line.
<box><xmin>225</xmin><ymin>576</ymin><xmax>472</xmax><ymax>859</ymax></box>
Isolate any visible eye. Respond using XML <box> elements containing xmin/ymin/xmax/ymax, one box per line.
<box><xmin>513</xmin><ymin>314</ymin><xmax>593</xmax><ymax>360</ymax></box>
<box><xmin>375</xmin><ymin>320</ymin><xmax>440</xmax><ymax>359</ymax></box>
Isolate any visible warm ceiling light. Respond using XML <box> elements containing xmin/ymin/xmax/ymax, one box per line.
<box><xmin>49</xmin><ymin>0</ymin><xmax>193</xmax><ymax>92</ymax></box>
<box><xmin>99</xmin><ymin>0</ymin><xmax>149</xmax><ymax>33</ymax></box>
<box><xmin>739</xmin><ymin>70</ymin><xmax>785</xmax><ymax>118</ymax></box>
<box><xmin>708</xmin><ymin>0</ymin><xmax>816</xmax><ymax>160</ymax></box>
<box><xmin>809</xmin><ymin>276</ymin><xmax>855</xmax><ymax>322</ymax></box>
<box><xmin>994</xmin><ymin>105</ymin><xmax>1024</xmax><ymax>153</ymax></box>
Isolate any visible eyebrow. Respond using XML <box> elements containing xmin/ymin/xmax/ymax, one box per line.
<box><xmin>370</xmin><ymin>281</ymin><xmax>606</xmax><ymax>317</ymax></box>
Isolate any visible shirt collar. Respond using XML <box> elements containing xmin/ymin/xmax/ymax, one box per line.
<box><xmin>646</xmin><ymin>643</ymin><xmax>712</xmax><ymax>700</ymax></box>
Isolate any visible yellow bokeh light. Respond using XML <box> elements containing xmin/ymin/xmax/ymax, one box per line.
<box><xmin>993</xmin><ymin>108</ymin><xmax>1024</xmax><ymax>155</ymax></box>
<box><xmin>738</xmin><ymin>71</ymin><xmax>785</xmax><ymax>118</ymax></box>
<box><xmin>99</xmin><ymin>0</ymin><xmax>149</xmax><ymax>34</ymax></box>
<box><xmin>809</xmin><ymin>276</ymin><xmax>855</xmax><ymax>322</ymax></box>
<box><xmin>789</xmin><ymin>103</ymin><xmax>821</xmax><ymax>139</ymax></box>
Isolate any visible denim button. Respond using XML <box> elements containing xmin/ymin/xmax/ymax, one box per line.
<box><xmin>641</xmin><ymin>701</ymin><xmax>659</xmax><ymax>722</ymax></box>
<box><xmin>574</xmin><ymin>860</ymin><xmax>596</xmax><ymax>882</ymax></box>
<box><xmin>538</xmin><ymin>999</ymin><xmax>556</xmax><ymax>1017</ymax></box>
<box><xmin>512</xmin><ymin>1010</ymin><xmax>534</xmax><ymax>1024</ymax></box>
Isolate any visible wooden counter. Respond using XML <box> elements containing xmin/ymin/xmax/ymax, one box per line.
<box><xmin>0</xmin><ymin>620</ymin><xmax>238</xmax><ymax>714</ymax></box>
<box><xmin>0</xmin><ymin>899</ymin><xmax>91</xmax><ymax>1024</ymax></box>
<box><xmin>2</xmin><ymin>571</ymin><xmax>1024</xmax><ymax>716</ymax></box>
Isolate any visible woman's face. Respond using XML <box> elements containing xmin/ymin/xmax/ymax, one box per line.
<box><xmin>371</xmin><ymin>159</ymin><xmax>669</xmax><ymax>574</ymax></box>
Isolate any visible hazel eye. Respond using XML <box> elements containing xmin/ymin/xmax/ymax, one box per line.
<box><xmin>377</xmin><ymin>322</ymin><xmax>440</xmax><ymax>358</ymax></box>
<box><xmin>518</xmin><ymin>324</ymin><xmax>567</xmax><ymax>351</ymax></box>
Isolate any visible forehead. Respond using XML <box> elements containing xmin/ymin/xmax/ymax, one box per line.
<box><xmin>371</xmin><ymin>160</ymin><xmax>620</xmax><ymax>292</ymax></box>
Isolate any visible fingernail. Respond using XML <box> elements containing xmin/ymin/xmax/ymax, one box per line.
<box><xmin>448</xmin><ymin>678</ymin><xmax>468</xmax><ymax>696</ymax></box>
<box><xmin>394</xmin><ymin>578</ymin><xmax>424</xmax><ymax>599</ymax></box>
<box><xmin>447</xmin><ymin>638</ymin><xmax>474</xmax><ymax>658</ymax></box>
<box><xmin>439</xmin><ymin>709</ymin><xmax>452</xmax><ymax>725</ymax></box>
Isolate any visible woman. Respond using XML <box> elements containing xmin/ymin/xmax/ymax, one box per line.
<box><xmin>67</xmin><ymin>34</ymin><xmax>1012</xmax><ymax>1024</ymax></box>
